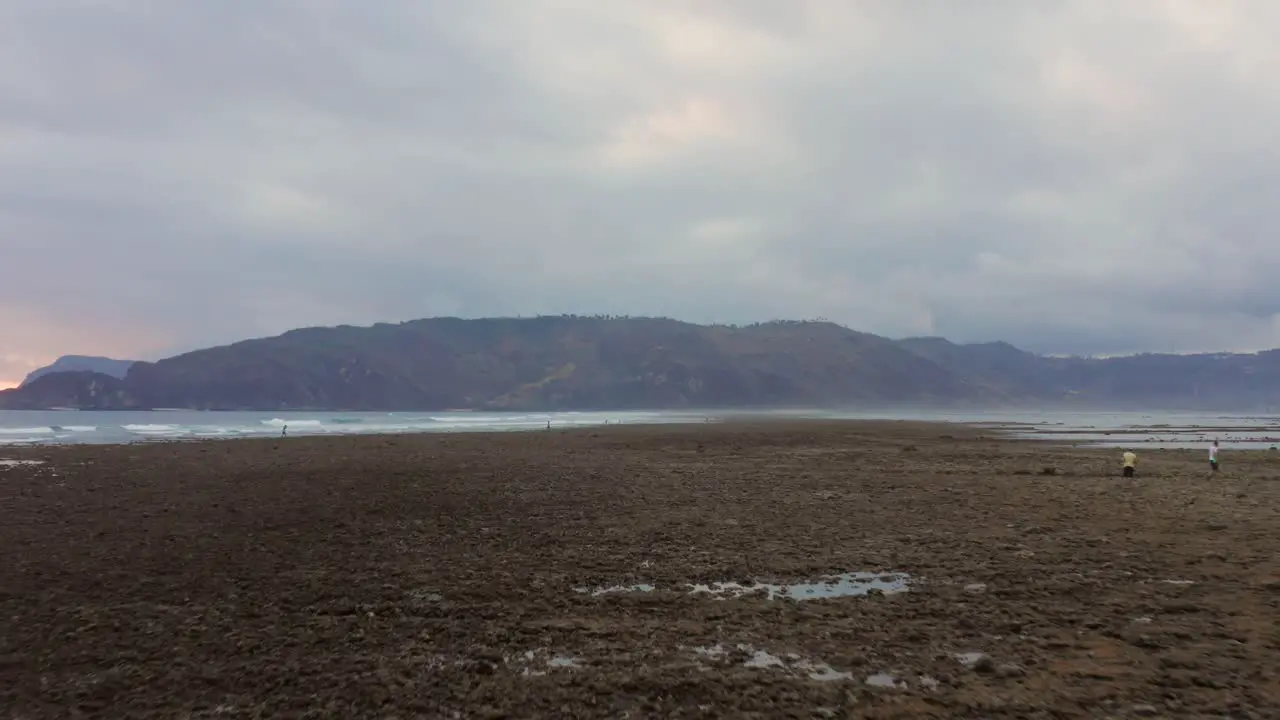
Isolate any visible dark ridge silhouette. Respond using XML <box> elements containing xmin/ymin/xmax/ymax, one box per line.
<box><xmin>3</xmin><ymin>316</ymin><xmax>1278</xmax><ymax>410</ymax></box>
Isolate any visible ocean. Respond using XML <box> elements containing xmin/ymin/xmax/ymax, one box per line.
<box><xmin>0</xmin><ymin>409</ymin><xmax>705</xmax><ymax>446</ymax></box>
<box><xmin>2</xmin><ymin>408</ymin><xmax>1280</xmax><ymax>448</ymax></box>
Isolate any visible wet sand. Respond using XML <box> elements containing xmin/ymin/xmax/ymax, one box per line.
<box><xmin>2</xmin><ymin>421</ymin><xmax>1277</xmax><ymax>718</ymax></box>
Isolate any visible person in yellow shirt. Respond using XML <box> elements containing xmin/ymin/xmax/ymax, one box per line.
<box><xmin>1122</xmin><ymin>450</ymin><xmax>1137</xmax><ymax>477</ymax></box>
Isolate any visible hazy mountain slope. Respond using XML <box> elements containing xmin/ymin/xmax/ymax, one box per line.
<box><xmin>1</xmin><ymin>317</ymin><xmax>977</xmax><ymax>411</ymax></box>
<box><xmin>6</xmin><ymin>317</ymin><xmax>1280</xmax><ymax>411</ymax></box>
<box><xmin>20</xmin><ymin>355</ymin><xmax>136</xmax><ymax>387</ymax></box>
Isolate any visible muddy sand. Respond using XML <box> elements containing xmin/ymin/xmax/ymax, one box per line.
<box><xmin>2</xmin><ymin>421</ymin><xmax>1277</xmax><ymax>718</ymax></box>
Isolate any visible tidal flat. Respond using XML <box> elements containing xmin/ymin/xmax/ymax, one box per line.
<box><xmin>2</xmin><ymin>420</ymin><xmax>1277</xmax><ymax>718</ymax></box>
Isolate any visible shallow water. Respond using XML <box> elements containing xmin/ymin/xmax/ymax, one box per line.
<box><xmin>743</xmin><ymin>650</ymin><xmax>785</xmax><ymax>669</ymax></box>
<box><xmin>865</xmin><ymin>673</ymin><xmax>902</xmax><ymax>688</ymax></box>
<box><xmin>507</xmin><ymin>649</ymin><xmax>582</xmax><ymax>676</ymax></box>
<box><xmin>691</xmin><ymin>644</ymin><xmax>852</xmax><ymax>681</ymax></box>
<box><xmin>572</xmin><ymin>583</ymin><xmax>656</xmax><ymax>596</ymax></box>
<box><xmin>576</xmin><ymin>572</ymin><xmax>910</xmax><ymax>600</ymax></box>
<box><xmin>688</xmin><ymin>572</ymin><xmax>910</xmax><ymax>600</ymax></box>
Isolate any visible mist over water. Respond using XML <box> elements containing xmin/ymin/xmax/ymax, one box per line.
<box><xmin>1</xmin><ymin>408</ymin><xmax>1278</xmax><ymax>447</ymax></box>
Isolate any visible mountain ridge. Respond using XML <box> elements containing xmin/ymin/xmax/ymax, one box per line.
<box><xmin>3</xmin><ymin>316</ymin><xmax>1279</xmax><ymax>411</ymax></box>
<box><xmin>20</xmin><ymin>355</ymin><xmax>136</xmax><ymax>387</ymax></box>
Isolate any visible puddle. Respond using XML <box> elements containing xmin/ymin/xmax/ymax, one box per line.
<box><xmin>573</xmin><ymin>583</ymin><xmax>656</xmax><ymax>596</ymax></box>
<box><xmin>744</xmin><ymin>650</ymin><xmax>785</xmax><ymax>669</ymax></box>
<box><xmin>805</xmin><ymin>663</ymin><xmax>853</xmax><ymax>682</ymax></box>
<box><xmin>919</xmin><ymin>675</ymin><xmax>940</xmax><ymax>690</ymax></box>
<box><xmin>955</xmin><ymin>652</ymin><xmax>989</xmax><ymax>668</ymax></box>
<box><xmin>688</xmin><ymin>644</ymin><xmax>852</xmax><ymax>682</ymax></box>
<box><xmin>507</xmin><ymin>648</ymin><xmax>582</xmax><ymax>676</ymax></box>
<box><xmin>0</xmin><ymin>459</ymin><xmax>45</xmax><ymax>467</ymax></box>
<box><xmin>1161</xmin><ymin>579</ymin><xmax>1196</xmax><ymax>586</ymax></box>
<box><xmin>575</xmin><ymin>572</ymin><xmax>909</xmax><ymax>600</ymax></box>
<box><xmin>740</xmin><ymin>573</ymin><xmax>912</xmax><ymax>599</ymax></box>
<box><xmin>865</xmin><ymin>673</ymin><xmax>903</xmax><ymax>689</ymax></box>
<box><xmin>690</xmin><ymin>572</ymin><xmax>909</xmax><ymax>600</ymax></box>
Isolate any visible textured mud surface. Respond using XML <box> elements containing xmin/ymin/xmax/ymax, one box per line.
<box><xmin>2</xmin><ymin>421</ymin><xmax>1278</xmax><ymax>718</ymax></box>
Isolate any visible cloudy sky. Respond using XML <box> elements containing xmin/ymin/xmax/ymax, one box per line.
<box><xmin>4</xmin><ymin>0</ymin><xmax>1280</xmax><ymax>387</ymax></box>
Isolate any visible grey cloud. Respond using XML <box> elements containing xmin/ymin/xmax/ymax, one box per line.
<box><xmin>4</xmin><ymin>0</ymin><xmax>1280</xmax><ymax>382</ymax></box>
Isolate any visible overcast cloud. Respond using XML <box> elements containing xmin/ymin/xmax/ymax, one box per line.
<box><xmin>4</xmin><ymin>0</ymin><xmax>1280</xmax><ymax>386</ymax></box>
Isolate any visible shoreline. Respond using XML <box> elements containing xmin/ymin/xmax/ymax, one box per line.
<box><xmin>3</xmin><ymin>413</ymin><xmax>1278</xmax><ymax>455</ymax></box>
<box><xmin>0</xmin><ymin>418</ymin><xmax>994</xmax><ymax>455</ymax></box>
<box><xmin>4</xmin><ymin>418</ymin><xmax>1272</xmax><ymax>473</ymax></box>
<box><xmin>5</xmin><ymin>414</ymin><xmax>1280</xmax><ymax>457</ymax></box>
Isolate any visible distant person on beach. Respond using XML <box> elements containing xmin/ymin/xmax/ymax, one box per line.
<box><xmin>1209</xmin><ymin>440</ymin><xmax>1220</xmax><ymax>472</ymax></box>
<box><xmin>1122</xmin><ymin>450</ymin><xmax>1137</xmax><ymax>477</ymax></box>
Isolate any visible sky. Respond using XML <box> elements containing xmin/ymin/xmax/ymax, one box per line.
<box><xmin>4</xmin><ymin>1</ymin><xmax>1280</xmax><ymax>388</ymax></box>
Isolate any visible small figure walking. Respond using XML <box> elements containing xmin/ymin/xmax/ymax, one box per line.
<box><xmin>282</xmin><ymin>424</ymin><xmax>288</xmax><ymax>437</ymax></box>
<box><xmin>1209</xmin><ymin>440</ymin><xmax>1220</xmax><ymax>473</ymax></box>
<box><xmin>1122</xmin><ymin>450</ymin><xmax>1137</xmax><ymax>477</ymax></box>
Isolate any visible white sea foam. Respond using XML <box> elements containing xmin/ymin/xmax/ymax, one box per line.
<box><xmin>191</xmin><ymin>428</ymin><xmax>243</xmax><ymax>437</ymax></box>
<box><xmin>261</xmin><ymin>418</ymin><xmax>325</xmax><ymax>428</ymax></box>
<box><xmin>123</xmin><ymin>424</ymin><xmax>187</xmax><ymax>437</ymax></box>
<box><xmin>0</xmin><ymin>427</ymin><xmax>55</xmax><ymax>435</ymax></box>
<box><xmin>1</xmin><ymin>408</ymin><xmax>768</xmax><ymax>446</ymax></box>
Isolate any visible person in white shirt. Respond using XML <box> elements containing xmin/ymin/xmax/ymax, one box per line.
<box><xmin>1209</xmin><ymin>440</ymin><xmax>1220</xmax><ymax>472</ymax></box>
